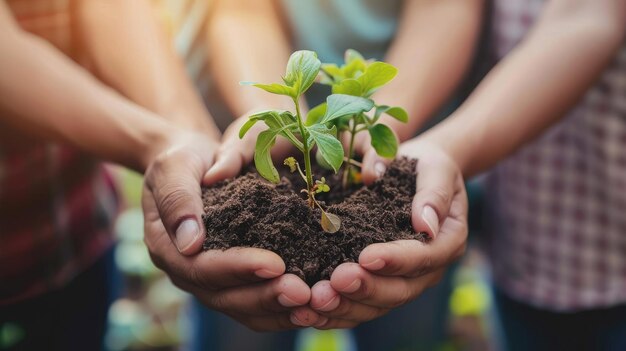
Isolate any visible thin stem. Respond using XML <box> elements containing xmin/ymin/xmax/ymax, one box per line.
<box><xmin>343</xmin><ymin>157</ymin><xmax>363</xmax><ymax>168</ymax></box>
<box><xmin>343</xmin><ymin>115</ymin><xmax>359</xmax><ymax>188</ymax></box>
<box><xmin>294</xmin><ymin>161</ymin><xmax>307</xmax><ymax>183</ymax></box>
<box><xmin>294</xmin><ymin>98</ymin><xmax>315</xmax><ymax>206</ymax></box>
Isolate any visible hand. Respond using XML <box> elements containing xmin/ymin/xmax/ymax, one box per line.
<box><xmin>203</xmin><ymin>112</ymin><xmax>295</xmax><ymax>185</ymax></box>
<box><xmin>309</xmin><ymin>138</ymin><xmax>468</xmax><ymax>329</ymax></box>
<box><xmin>142</xmin><ymin>130</ymin><xmax>323</xmax><ymax>330</ymax></box>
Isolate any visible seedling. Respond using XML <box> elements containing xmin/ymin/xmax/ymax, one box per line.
<box><xmin>315</xmin><ymin>49</ymin><xmax>408</xmax><ymax>187</ymax></box>
<box><xmin>240</xmin><ymin>50</ymin><xmax>373</xmax><ymax>233</ymax></box>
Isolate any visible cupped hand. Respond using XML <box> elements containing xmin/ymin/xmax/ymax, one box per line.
<box><xmin>203</xmin><ymin>112</ymin><xmax>295</xmax><ymax>185</ymax></box>
<box><xmin>309</xmin><ymin>137</ymin><xmax>468</xmax><ymax>329</ymax></box>
<box><xmin>142</xmin><ymin>130</ymin><xmax>323</xmax><ymax>331</ymax></box>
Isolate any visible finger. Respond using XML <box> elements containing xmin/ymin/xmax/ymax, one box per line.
<box><xmin>404</xmin><ymin>148</ymin><xmax>459</xmax><ymax>239</ymax></box>
<box><xmin>310</xmin><ymin>280</ymin><xmax>389</xmax><ymax>322</ymax></box>
<box><xmin>147</xmin><ymin>239</ymin><xmax>286</xmax><ymax>290</ymax></box>
<box><xmin>145</xmin><ymin>148</ymin><xmax>210</xmax><ymax>255</ymax></box>
<box><xmin>198</xmin><ymin>274</ymin><xmax>311</xmax><ymax>316</ymax></box>
<box><xmin>329</xmin><ymin>263</ymin><xmax>443</xmax><ymax>309</ymax></box>
<box><xmin>361</xmin><ymin>147</ymin><xmax>392</xmax><ymax>185</ymax></box>
<box><xmin>143</xmin><ymin>190</ymin><xmax>286</xmax><ymax>290</ymax></box>
<box><xmin>359</xmin><ymin>235</ymin><xmax>465</xmax><ymax>278</ymax></box>
<box><xmin>203</xmin><ymin>143</ymin><xmax>247</xmax><ymax>185</ymax></box>
<box><xmin>229</xmin><ymin>306</ymin><xmax>325</xmax><ymax>331</ymax></box>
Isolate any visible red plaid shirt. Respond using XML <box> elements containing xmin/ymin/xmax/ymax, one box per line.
<box><xmin>0</xmin><ymin>0</ymin><xmax>119</xmax><ymax>304</ymax></box>
<box><xmin>486</xmin><ymin>0</ymin><xmax>626</xmax><ymax>311</ymax></box>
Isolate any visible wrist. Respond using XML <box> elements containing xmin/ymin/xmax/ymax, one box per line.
<box><xmin>420</xmin><ymin>115</ymin><xmax>477</xmax><ymax>178</ymax></box>
<box><xmin>136</xmin><ymin>119</ymin><xmax>185</xmax><ymax>173</ymax></box>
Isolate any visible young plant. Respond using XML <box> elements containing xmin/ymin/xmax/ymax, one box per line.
<box><xmin>239</xmin><ymin>50</ymin><xmax>373</xmax><ymax>233</ymax></box>
<box><xmin>315</xmin><ymin>49</ymin><xmax>408</xmax><ymax>187</ymax></box>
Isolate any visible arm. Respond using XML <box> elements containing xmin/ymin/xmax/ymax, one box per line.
<box><xmin>75</xmin><ymin>0</ymin><xmax>220</xmax><ymax>139</ymax></box>
<box><xmin>0</xmin><ymin>3</ymin><xmax>174</xmax><ymax>172</ymax></box>
<box><xmin>207</xmin><ymin>0</ymin><xmax>294</xmax><ymax>116</ymax></box>
<box><xmin>359</xmin><ymin>0</ymin><xmax>484</xmax><ymax>184</ymax></box>
<box><xmin>375</xmin><ymin>0</ymin><xmax>484</xmax><ymax>141</ymax></box>
<box><xmin>425</xmin><ymin>0</ymin><xmax>626</xmax><ymax>177</ymax></box>
<box><xmin>203</xmin><ymin>0</ymin><xmax>299</xmax><ymax>183</ymax></box>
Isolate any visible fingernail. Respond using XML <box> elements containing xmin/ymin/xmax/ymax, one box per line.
<box><xmin>314</xmin><ymin>316</ymin><xmax>329</xmax><ymax>328</ymax></box>
<box><xmin>342</xmin><ymin>279</ymin><xmax>361</xmax><ymax>293</ymax></box>
<box><xmin>421</xmin><ymin>206</ymin><xmax>439</xmax><ymax>239</ymax></box>
<box><xmin>175</xmin><ymin>219</ymin><xmax>200</xmax><ymax>252</ymax></box>
<box><xmin>361</xmin><ymin>258</ymin><xmax>385</xmax><ymax>271</ymax></box>
<box><xmin>278</xmin><ymin>294</ymin><xmax>301</xmax><ymax>307</ymax></box>
<box><xmin>317</xmin><ymin>295</ymin><xmax>340</xmax><ymax>312</ymax></box>
<box><xmin>375</xmin><ymin>162</ymin><xmax>387</xmax><ymax>178</ymax></box>
<box><xmin>290</xmin><ymin>313</ymin><xmax>307</xmax><ymax>327</ymax></box>
<box><xmin>255</xmin><ymin>269</ymin><xmax>281</xmax><ymax>279</ymax></box>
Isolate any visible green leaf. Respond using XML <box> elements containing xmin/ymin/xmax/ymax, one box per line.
<box><xmin>307</xmin><ymin>124</ymin><xmax>344</xmax><ymax>172</ymax></box>
<box><xmin>357</xmin><ymin>62</ymin><xmax>398</xmax><ymax>96</ymax></box>
<box><xmin>239</xmin><ymin>118</ymin><xmax>260</xmax><ymax>139</ymax></box>
<box><xmin>241</xmin><ymin>82</ymin><xmax>294</xmax><ymax>97</ymax></box>
<box><xmin>321</xmin><ymin>94</ymin><xmax>374</xmax><ymax>124</ymax></box>
<box><xmin>332</xmin><ymin>79</ymin><xmax>362</xmax><ymax>96</ymax></box>
<box><xmin>368</xmin><ymin>124</ymin><xmax>398</xmax><ymax>158</ymax></box>
<box><xmin>305</xmin><ymin>103</ymin><xmax>327</xmax><ymax>126</ymax></box>
<box><xmin>385</xmin><ymin>107</ymin><xmax>408</xmax><ymax>123</ymax></box>
<box><xmin>321</xmin><ymin>211</ymin><xmax>341</xmax><ymax>233</ymax></box>
<box><xmin>315</xmin><ymin>148</ymin><xmax>334</xmax><ymax>170</ymax></box>
<box><xmin>254</xmin><ymin>129</ymin><xmax>280</xmax><ymax>183</ymax></box>
<box><xmin>344</xmin><ymin>49</ymin><xmax>365</xmax><ymax>64</ymax></box>
<box><xmin>374</xmin><ymin>105</ymin><xmax>408</xmax><ymax>123</ymax></box>
<box><xmin>342</xmin><ymin>58</ymin><xmax>367</xmax><ymax>79</ymax></box>
<box><xmin>239</xmin><ymin>110</ymin><xmax>276</xmax><ymax>139</ymax></box>
<box><xmin>320</xmin><ymin>64</ymin><xmax>343</xmax><ymax>84</ymax></box>
<box><xmin>284</xmin><ymin>50</ymin><xmax>321</xmax><ymax>96</ymax></box>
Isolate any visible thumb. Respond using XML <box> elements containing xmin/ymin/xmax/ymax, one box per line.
<box><xmin>361</xmin><ymin>146</ymin><xmax>392</xmax><ymax>185</ymax></box>
<box><xmin>203</xmin><ymin>145</ymin><xmax>247</xmax><ymax>186</ymax></box>
<box><xmin>146</xmin><ymin>151</ymin><xmax>208</xmax><ymax>256</ymax></box>
<box><xmin>410</xmin><ymin>157</ymin><xmax>458</xmax><ymax>240</ymax></box>
<box><xmin>353</xmin><ymin>132</ymin><xmax>392</xmax><ymax>186</ymax></box>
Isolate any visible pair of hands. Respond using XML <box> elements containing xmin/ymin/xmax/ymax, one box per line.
<box><xmin>141</xmin><ymin>119</ymin><xmax>467</xmax><ymax>331</ymax></box>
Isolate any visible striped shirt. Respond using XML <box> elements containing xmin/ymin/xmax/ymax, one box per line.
<box><xmin>0</xmin><ymin>0</ymin><xmax>119</xmax><ymax>304</ymax></box>
<box><xmin>486</xmin><ymin>0</ymin><xmax>626</xmax><ymax>311</ymax></box>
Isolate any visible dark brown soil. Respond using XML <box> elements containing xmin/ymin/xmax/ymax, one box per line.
<box><xmin>201</xmin><ymin>158</ymin><xmax>428</xmax><ymax>285</ymax></box>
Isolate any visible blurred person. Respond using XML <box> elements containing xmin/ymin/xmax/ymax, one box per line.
<box><xmin>358</xmin><ymin>0</ymin><xmax>626</xmax><ymax>350</ymax></box>
<box><xmin>188</xmin><ymin>0</ymin><xmax>484</xmax><ymax>350</ymax></box>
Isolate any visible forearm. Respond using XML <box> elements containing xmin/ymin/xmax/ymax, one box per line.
<box><xmin>76</xmin><ymin>0</ymin><xmax>220</xmax><ymax>139</ymax></box>
<box><xmin>208</xmin><ymin>0</ymin><xmax>295</xmax><ymax>117</ymax></box>
<box><xmin>424</xmin><ymin>0</ymin><xmax>626</xmax><ymax>177</ymax></box>
<box><xmin>0</xmin><ymin>28</ymin><xmax>177</xmax><ymax>172</ymax></box>
<box><xmin>375</xmin><ymin>0</ymin><xmax>484</xmax><ymax>141</ymax></box>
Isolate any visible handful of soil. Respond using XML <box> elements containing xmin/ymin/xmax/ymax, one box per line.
<box><xmin>201</xmin><ymin>158</ymin><xmax>427</xmax><ymax>285</ymax></box>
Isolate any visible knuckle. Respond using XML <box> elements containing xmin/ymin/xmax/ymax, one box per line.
<box><xmin>411</xmin><ymin>254</ymin><xmax>434</xmax><ymax>277</ymax></box>
<box><xmin>156</xmin><ymin>186</ymin><xmax>192</xmax><ymax>222</ymax></box>
<box><xmin>428</xmin><ymin>186</ymin><xmax>452</xmax><ymax>209</ymax></box>
<box><xmin>358</xmin><ymin>278</ymin><xmax>377</xmax><ymax>300</ymax></box>
<box><xmin>389</xmin><ymin>287</ymin><xmax>413</xmax><ymax>308</ymax></box>
<box><xmin>327</xmin><ymin>299</ymin><xmax>352</xmax><ymax>319</ymax></box>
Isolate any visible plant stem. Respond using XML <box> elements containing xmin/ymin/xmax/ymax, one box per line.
<box><xmin>343</xmin><ymin>115</ymin><xmax>359</xmax><ymax>188</ymax></box>
<box><xmin>294</xmin><ymin>98</ymin><xmax>315</xmax><ymax>206</ymax></box>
